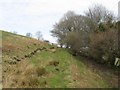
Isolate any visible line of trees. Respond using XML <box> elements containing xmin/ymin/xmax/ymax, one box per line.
<box><xmin>26</xmin><ymin>31</ymin><xmax>43</xmax><ymax>41</ymax></box>
<box><xmin>51</xmin><ymin>4</ymin><xmax>119</xmax><ymax>67</ymax></box>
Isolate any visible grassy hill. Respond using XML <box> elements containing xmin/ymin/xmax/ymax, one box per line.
<box><xmin>2</xmin><ymin>30</ymin><xmax>118</xmax><ymax>88</ymax></box>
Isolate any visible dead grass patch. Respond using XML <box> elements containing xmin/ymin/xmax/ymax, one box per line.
<box><xmin>3</xmin><ymin>58</ymin><xmax>49</xmax><ymax>88</ymax></box>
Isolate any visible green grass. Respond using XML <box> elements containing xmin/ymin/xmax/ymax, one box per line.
<box><xmin>2</xmin><ymin>30</ymin><xmax>46</xmax><ymax>57</ymax></box>
<box><xmin>30</xmin><ymin>48</ymin><xmax>109</xmax><ymax>88</ymax></box>
<box><xmin>2</xmin><ymin>30</ymin><xmax>117</xmax><ymax>88</ymax></box>
<box><xmin>76</xmin><ymin>60</ymin><xmax>108</xmax><ymax>88</ymax></box>
<box><xmin>30</xmin><ymin>49</ymin><xmax>71</xmax><ymax>87</ymax></box>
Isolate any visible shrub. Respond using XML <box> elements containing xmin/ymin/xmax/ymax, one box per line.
<box><xmin>35</xmin><ymin>67</ymin><xmax>47</xmax><ymax>77</ymax></box>
<box><xmin>49</xmin><ymin>61</ymin><xmax>59</xmax><ymax>67</ymax></box>
<box><xmin>89</xmin><ymin>29</ymin><xmax>118</xmax><ymax>66</ymax></box>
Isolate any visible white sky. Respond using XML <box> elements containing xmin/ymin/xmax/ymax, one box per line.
<box><xmin>0</xmin><ymin>0</ymin><xmax>119</xmax><ymax>43</ymax></box>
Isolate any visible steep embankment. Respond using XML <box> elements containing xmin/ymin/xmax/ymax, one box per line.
<box><xmin>2</xmin><ymin>30</ymin><xmax>118</xmax><ymax>88</ymax></box>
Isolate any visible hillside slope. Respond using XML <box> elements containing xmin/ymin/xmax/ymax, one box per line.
<box><xmin>2</xmin><ymin>30</ymin><xmax>118</xmax><ymax>88</ymax></box>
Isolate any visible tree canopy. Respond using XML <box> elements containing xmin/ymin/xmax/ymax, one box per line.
<box><xmin>51</xmin><ymin>4</ymin><xmax>119</xmax><ymax>67</ymax></box>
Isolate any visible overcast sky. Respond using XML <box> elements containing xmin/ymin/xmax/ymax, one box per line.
<box><xmin>0</xmin><ymin>0</ymin><xmax>119</xmax><ymax>43</ymax></box>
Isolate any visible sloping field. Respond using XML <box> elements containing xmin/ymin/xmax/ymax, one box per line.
<box><xmin>2</xmin><ymin>30</ymin><xmax>118</xmax><ymax>88</ymax></box>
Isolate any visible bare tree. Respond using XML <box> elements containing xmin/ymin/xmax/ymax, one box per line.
<box><xmin>85</xmin><ymin>4</ymin><xmax>115</xmax><ymax>27</ymax></box>
<box><xmin>51</xmin><ymin>11</ymin><xmax>76</xmax><ymax>47</ymax></box>
<box><xmin>35</xmin><ymin>31</ymin><xmax>43</xmax><ymax>40</ymax></box>
<box><xmin>51</xmin><ymin>11</ymin><xmax>93</xmax><ymax>49</ymax></box>
<box><xmin>12</xmin><ymin>31</ymin><xmax>17</xmax><ymax>34</ymax></box>
<box><xmin>26</xmin><ymin>32</ymin><xmax>32</xmax><ymax>37</ymax></box>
